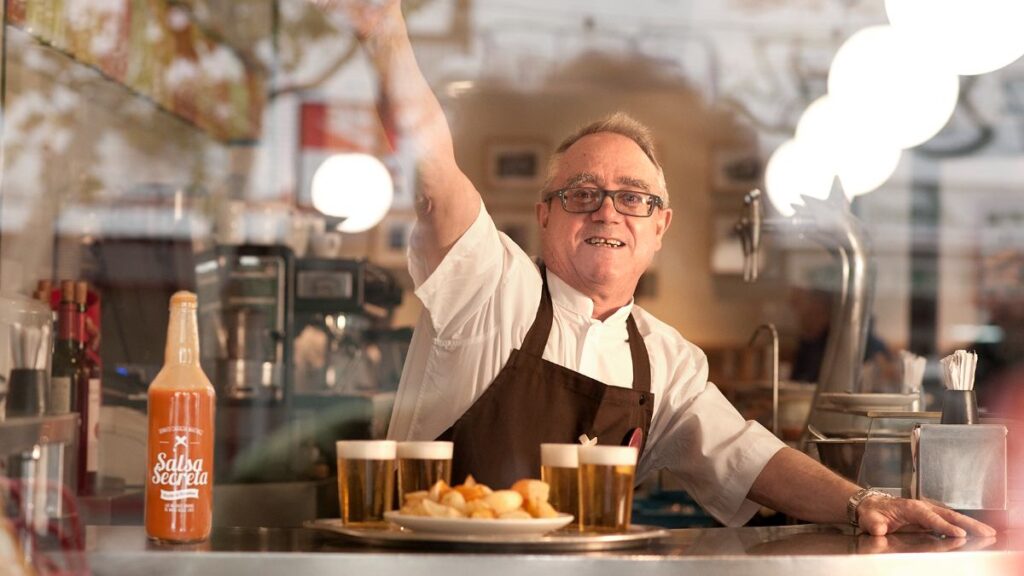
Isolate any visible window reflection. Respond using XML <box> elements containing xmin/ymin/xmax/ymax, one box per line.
<box><xmin>0</xmin><ymin>1</ymin><xmax>1021</xmax><ymax>560</ymax></box>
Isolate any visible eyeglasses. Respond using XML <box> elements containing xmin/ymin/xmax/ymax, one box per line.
<box><xmin>543</xmin><ymin>187</ymin><xmax>665</xmax><ymax>217</ymax></box>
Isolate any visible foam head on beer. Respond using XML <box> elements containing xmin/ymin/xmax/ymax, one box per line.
<box><xmin>397</xmin><ymin>441</ymin><xmax>453</xmax><ymax>460</ymax></box>
<box><xmin>577</xmin><ymin>445</ymin><xmax>638</xmax><ymax>467</ymax></box>
<box><xmin>336</xmin><ymin>440</ymin><xmax>397</xmax><ymax>459</ymax></box>
<box><xmin>540</xmin><ymin>443</ymin><xmax>580</xmax><ymax>468</ymax></box>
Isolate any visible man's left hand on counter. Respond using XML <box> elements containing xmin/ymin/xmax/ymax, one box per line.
<box><xmin>856</xmin><ymin>495</ymin><xmax>997</xmax><ymax>538</ymax></box>
<box><xmin>748</xmin><ymin>448</ymin><xmax>998</xmax><ymax>538</ymax></box>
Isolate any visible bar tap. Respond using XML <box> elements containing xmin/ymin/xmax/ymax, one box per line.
<box><xmin>735</xmin><ymin>185</ymin><xmax>877</xmax><ymax>399</ymax></box>
<box><xmin>737</xmin><ymin>189</ymin><xmax>763</xmax><ymax>282</ymax></box>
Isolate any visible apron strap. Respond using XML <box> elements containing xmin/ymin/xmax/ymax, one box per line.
<box><xmin>627</xmin><ymin>314</ymin><xmax>652</xmax><ymax>393</ymax></box>
<box><xmin>523</xmin><ymin>263</ymin><xmax>652</xmax><ymax>393</ymax></box>
<box><xmin>519</xmin><ymin>263</ymin><xmax>555</xmax><ymax>356</ymax></box>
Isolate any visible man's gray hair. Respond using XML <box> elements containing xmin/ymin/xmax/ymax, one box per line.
<box><xmin>542</xmin><ymin>112</ymin><xmax>669</xmax><ymax>206</ymax></box>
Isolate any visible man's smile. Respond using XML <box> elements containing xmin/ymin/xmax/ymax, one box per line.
<box><xmin>584</xmin><ymin>237</ymin><xmax>625</xmax><ymax>248</ymax></box>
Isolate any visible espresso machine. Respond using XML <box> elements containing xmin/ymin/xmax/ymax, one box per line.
<box><xmin>195</xmin><ymin>245</ymin><xmax>291</xmax><ymax>403</ymax></box>
<box><xmin>291</xmin><ymin>258</ymin><xmax>403</xmax><ymax>398</ymax></box>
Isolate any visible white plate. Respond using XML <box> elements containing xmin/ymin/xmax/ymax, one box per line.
<box><xmin>383</xmin><ymin>511</ymin><xmax>573</xmax><ymax>535</ymax></box>
<box><xmin>819</xmin><ymin>392</ymin><xmax>919</xmax><ymax>408</ymax></box>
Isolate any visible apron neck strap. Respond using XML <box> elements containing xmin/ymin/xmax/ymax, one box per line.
<box><xmin>626</xmin><ymin>314</ymin><xmax>652</xmax><ymax>393</ymax></box>
<box><xmin>520</xmin><ymin>263</ymin><xmax>555</xmax><ymax>355</ymax></box>
<box><xmin>523</xmin><ymin>263</ymin><xmax>652</xmax><ymax>392</ymax></box>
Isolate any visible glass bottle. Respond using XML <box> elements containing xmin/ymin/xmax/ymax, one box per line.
<box><xmin>145</xmin><ymin>291</ymin><xmax>215</xmax><ymax>543</ymax></box>
<box><xmin>75</xmin><ymin>281</ymin><xmax>100</xmax><ymax>495</ymax></box>
<box><xmin>50</xmin><ymin>280</ymin><xmax>84</xmax><ymax>415</ymax></box>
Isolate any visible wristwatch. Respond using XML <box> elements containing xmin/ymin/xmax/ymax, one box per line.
<box><xmin>847</xmin><ymin>487</ymin><xmax>894</xmax><ymax>527</ymax></box>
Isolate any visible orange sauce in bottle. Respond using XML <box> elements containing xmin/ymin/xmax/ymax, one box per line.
<box><xmin>145</xmin><ymin>292</ymin><xmax>215</xmax><ymax>543</ymax></box>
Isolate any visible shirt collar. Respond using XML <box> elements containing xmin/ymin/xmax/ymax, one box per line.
<box><xmin>546</xmin><ymin>269</ymin><xmax>634</xmax><ymax>324</ymax></box>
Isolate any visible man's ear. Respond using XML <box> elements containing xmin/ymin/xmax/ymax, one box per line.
<box><xmin>535</xmin><ymin>201</ymin><xmax>549</xmax><ymax>229</ymax></box>
<box><xmin>653</xmin><ymin>208</ymin><xmax>672</xmax><ymax>251</ymax></box>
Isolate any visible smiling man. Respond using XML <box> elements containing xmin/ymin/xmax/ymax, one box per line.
<box><xmin>537</xmin><ymin>128</ymin><xmax>671</xmax><ymax>320</ymax></box>
<box><xmin>341</xmin><ymin>0</ymin><xmax>994</xmax><ymax>537</ymax></box>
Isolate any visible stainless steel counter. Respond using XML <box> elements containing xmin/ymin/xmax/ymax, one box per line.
<box><xmin>84</xmin><ymin>524</ymin><xmax>1023</xmax><ymax>576</ymax></box>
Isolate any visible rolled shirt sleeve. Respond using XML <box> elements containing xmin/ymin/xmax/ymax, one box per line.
<box><xmin>639</xmin><ymin>328</ymin><xmax>786</xmax><ymax>526</ymax></box>
<box><xmin>409</xmin><ymin>203</ymin><xmax>531</xmax><ymax>340</ymax></box>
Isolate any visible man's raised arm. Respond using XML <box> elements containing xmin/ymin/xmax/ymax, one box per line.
<box><xmin>338</xmin><ymin>0</ymin><xmax>480</xmax><ymax>272</ymax></box>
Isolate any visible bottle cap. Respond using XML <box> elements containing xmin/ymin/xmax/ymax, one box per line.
<box><xmin>170</xmin><ymin>291</ymin><xmax>198</xmax><ymax>308</ymax></box>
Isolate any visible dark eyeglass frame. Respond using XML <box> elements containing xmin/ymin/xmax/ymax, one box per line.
<box><xmin>542</xmin><ymin>187</ymin><xmax>665</xmax><ymax>217</ymax></box>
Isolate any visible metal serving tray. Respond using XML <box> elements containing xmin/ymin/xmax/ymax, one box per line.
<box><xmin>305</xmin><ymin>519</ymin><xmax>671</xmax><ymax>552</ymax></box>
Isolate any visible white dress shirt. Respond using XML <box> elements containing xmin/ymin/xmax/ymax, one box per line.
<box><xmin>387</xmin><ymin>205</ymin><xmax>786</xmax><ymax>526</ymax></box>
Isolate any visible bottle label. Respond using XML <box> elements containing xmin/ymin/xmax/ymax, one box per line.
<box><xmin>50</xmin><ymin>377</ymin><xmax>71</xmax><ymax>414</ymax></box>
<box><xmin>87</xmin><ymin>378</ymin><xmax>100</xmax><ymax>472</ymax></box>
<box><xmin>151</xmin><ymin>425</ymin><xmax>210</xmax><ymax>511</ymax></box>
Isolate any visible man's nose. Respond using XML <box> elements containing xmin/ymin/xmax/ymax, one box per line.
<box><xmin>591</xmin><ymin>194</ymin><xmax>622</xmax><ymax>222</ymax></box>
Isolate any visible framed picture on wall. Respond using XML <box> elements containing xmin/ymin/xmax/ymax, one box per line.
<box><xmin>485</xmin><ymin>139</ymin><xmax>548</xmax><ymax>191</ymax></box>
<box><xmin>711</xmin><ymin>147</ymin><xmax>762</xmax><ymax>193</ymax></box>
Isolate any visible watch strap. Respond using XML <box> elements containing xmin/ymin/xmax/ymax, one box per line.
<box><xmin>847</xmin><ymin>487</ymin><xmax>894</xmax><ymax>527</ymax></box>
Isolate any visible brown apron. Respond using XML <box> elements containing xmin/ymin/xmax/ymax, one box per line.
<box><xmin>437</xmin><ymin>265</ymin><xmax>654</xmax><ymax>488</ymax></box>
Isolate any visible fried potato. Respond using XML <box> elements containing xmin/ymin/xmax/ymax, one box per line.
<box><xmin>511</xmin><ymin>479</ymin><xmax>550</xmax><ymax>505</ymax></box>
<box><xmin>421</xmin><ymin>498</ymin><xmax>463</xmax><ymax>518</ymax></box>
<box><xmin>428</xmin><ymin>480</ymin><xmax>452</xmax><ymax>502</ymax></box>
<box><xmin>440</xmin><ymin>489</ymin><xmax>467</xmax><ymax>513</ymax></box>
<box><xmin>469</xmin><ymin>506</ymin><xmax>497</xmax><ymax>519</ymax></box>
<box><xmin>483</xmin><ymin>490</ymin><xmax>524</xmax><ymax>515</ymax></box>
<box><xmin>526</xmin><ymin>500</ymin><xmax>559</xmax><ymax>519</ymax></box>
<box><xmin>454</xmin><ymin>483</ymin><xmax>488</xmax><ymax>502</ymax></box>
<box><xmin>463</xmin><ymin>498</ymin><xmax>491</xmax><ymax>515</ymax></box>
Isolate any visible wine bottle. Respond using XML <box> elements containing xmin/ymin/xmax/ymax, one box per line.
<box><xmin>75</xmin><ymin>281</ymin><xmax>100</xmax><ymax>495</ymax></box>
<box><xmin>50</xmin><ymin>280</ymin><xmax>85</xmax><ymax>415</ymax></box>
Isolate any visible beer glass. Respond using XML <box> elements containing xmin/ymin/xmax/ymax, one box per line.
<box><xmin>336</xmin><ymin>440</ymin><xmax>396</xmax><ymax>526</ymax></box>
<box><xmin>396</xmin><ymin>441</ymin><xmax>453</xmax><ymax>505</ymax></box>
<box><xmin>577</xmin><ymin>445</ymin><xmax>638</xmax><ymax>532</ymax></box>
<box><xmin>540</xmin><ymin>443</ymin><xmax>579</xmax><ymax>519</ymax></box>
